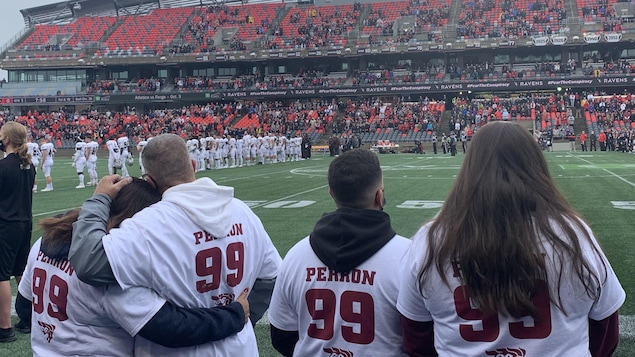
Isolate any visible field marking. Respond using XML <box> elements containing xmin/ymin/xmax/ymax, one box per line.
<box><xmin>33</xmin><ymin>208</ymin><xmax>80</xmax><ymax>218</ymax></box>
<box><xmin>571</xmin><ymin>155</ymin><xmax>635</xmax><ymax>188</ymax></box>
<box><xmin>249</xmin><ymin>184</ymin><xmax>329</xmax><ymax>209</ymax></box>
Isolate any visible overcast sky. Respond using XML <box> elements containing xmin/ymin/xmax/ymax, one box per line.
<box><xmin>0</xmin><ymin>0</ymin><xmax>58</xmax><ymax>80</ymax></box>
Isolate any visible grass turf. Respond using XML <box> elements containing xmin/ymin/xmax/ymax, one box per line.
<box><xmin>2</xmin><ymin>149</ymin><xmax>634</xmax><ymax>356</ymax></box>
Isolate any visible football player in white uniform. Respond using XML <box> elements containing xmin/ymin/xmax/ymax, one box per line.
<box><xmin>198</xmin><ymin>137</ymin><xmax>207</xmax><ymax>172</ymax></box>
<box><xmin>269</xmin><ymin>149</ymin><xmax>410</xmax><ymax>357</ymax></box>
<box><xmin>257</xmin><ymin>134</ymin><xmax>266</xmax><ymax>165</ymax></box>
<box><xmin>221</xmin><ymin>135</ymin><xmax>229</xmax><ymax>168</ymax></box>
<box><xmin>39</xmin><ymin>139</ymin><xmax>56</xmax><ymax>192</ymax></box>
<box><xmin>213</xmin><ymin>136</ymin><xmax>223</xmax><ymax>169</ymax></box>
<box><xmin>277</xmin><ymin>133</ymin><xmax>287</xmax><ymax>163</ymax></box>
<box><xmin>117</xmin><ymin>136</ymin><xmax>130</xmax><ymax>178</ymax></box>
<box><xmin>228</xmin><ymin>135</ymin><xmax>237</xmax><ymax>168</ymax></box>
<box><xmin>136</xmin><ymin>137</ymin><xmax>149</xmax><ymax>175</ymax></box>
<box><xmin>73</xmin><ymin>136</ymin><xmax>87</xmax><ymax>188</ymax></box>
<box><xmin>85</xmin><ymin>135</ymin><xmax>99</xmax><ymax>186</ymax></box>
<box><xmin>69</xmin><ymin>134</ymin><xmax>282</xmax><ymax>356</ymax></box>
<box><xmin>242</xmin><ymin>133</ymin><xmax>252</xmax><ymax>167</ymax></box>
<box><xmin>187</xmin><ymin>139</ymin><xmax>198</xmax><ymax>170</ymax></box>
<box><xmin>204</xmin><ymin>137</ymin><xmax>214</xmax><ymax>170</ymax></box>
<box><xmin>236</xmin><ymin>135</ymin><xmax>244</xmax><ymax>168</ymax></box>
<box><xmin>293</xmin><ymin>134</ymin><xmax>303</xmax><ymax>161</ymax></box>
<box><xmin>18</xmin><ymin>179</ymin><xmax>250</xmax><ymax>355</ymax></box>
<box><xmin>106</xmin><ymin>138</ymin><xmax>121</xmax><ymax>175</ymax></box>
<box><xmin>250</xmin><ymin>135</ymin><xmax>259</xmax><ymax>166</ymax></box>
<box><xmin>27</xmin><ymin>141</ymin><xmax>41</xmax><ymax>192</ymax></box>
<box><xmin>397</xmin><ymin>122</ymin><xmax>625</xmax><ymax>356</ymax></box>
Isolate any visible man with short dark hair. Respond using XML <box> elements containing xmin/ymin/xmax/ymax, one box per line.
<box><xmin>268</xmin><ymin>149</ymin><xmax>410</xmax><ymax>357</ymax></box>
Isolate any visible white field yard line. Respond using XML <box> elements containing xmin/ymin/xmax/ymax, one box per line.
<box><xmin>248</xmin><ymin>184</ymin><xmax>329</xmax><ymax>209</ymax></box>
<box><xmin>571</xmin><ymin>154</ymin><xmax>635</xmax><ymax>188</ymax></box>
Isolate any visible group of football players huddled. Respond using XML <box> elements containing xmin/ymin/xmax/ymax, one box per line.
<box><xmin>186</xmin><ymin>132</ymin><xmax>305</xmax><ymax>171</ymax></box>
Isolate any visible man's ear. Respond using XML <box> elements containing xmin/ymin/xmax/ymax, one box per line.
<box><xmin>191</xmin><ymin>159</ymin><xmax>197</xmax><ymax>172</ymax></box>
<box><xmin>144</xmin><ymin>175</ymin><xmax>157</xmax><ymax>190</ymax></box>
<box><xmin>375</xmin><ymin>187</ymin><xmax>385</xmax><ymax>210</ymax></box>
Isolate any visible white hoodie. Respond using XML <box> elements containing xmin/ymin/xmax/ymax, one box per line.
<box><xmin>103</xmin><ymin>177</ymin><xmax>282</xmax><ymax>357</ymax></box>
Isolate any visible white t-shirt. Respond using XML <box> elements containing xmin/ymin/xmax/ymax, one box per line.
<box><xmin>397</xmin><ymin>220</ymin><xmax>626</xmax><ymax>357</ymax></box>
<box><xmin>102</xmin><ymin>179</ymin><xmax>282</xmax><ymax>356</ymax></box>
<box><xmin>268</xmin><ymin>236</ymin><xmax>411</xmax><ymax>357</ymax></box>
<box><xmin>19</xmin><ymin>239</ymin><xmax>164</xmax><ymax>357</ymax></box>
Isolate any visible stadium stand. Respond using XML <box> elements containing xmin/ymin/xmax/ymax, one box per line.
<box><xmin>16</xmin><ymin>16</ymin><xmax>116</xmax><ymax>51</ymax></box>
<box><xmin>102</xmin><ymin>8</ymin><xmax>195</xmax><ymax>55</ymax></box>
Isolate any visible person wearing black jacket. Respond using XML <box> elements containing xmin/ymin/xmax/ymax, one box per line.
<box><xmin>15</xmin><ymin>178</ymin><xmax>249</xmax><ymax>353</ymax></box>
<box><xmin>0</xmin><ymin>122</ymin><xmax>35</xmax><ymax>343</ymax></box>
<box><xmin>301</xmin><ymin>133</ymin><xmax>312</xmax><ymax>159</ymax></box>
<box><xmin>268</xmin><ymin>149</ymin><xmax>410</xmax><ymax>356</ymax></box>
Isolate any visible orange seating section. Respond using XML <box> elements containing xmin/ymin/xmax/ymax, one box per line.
<box><xmin>17</xmin><ymin>16</ymin><xmax>116</xmax><ymax>50</ymax></box>
<box><xmin>104</xmin><ymin>8</ymin><xmax>194</xmax><ymax>53</ymax></box>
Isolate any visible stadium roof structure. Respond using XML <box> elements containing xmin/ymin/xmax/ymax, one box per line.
<box><xmin>18</xmin><ymin>0</ymin><xmax>287</xmax><ymax>27</ymax></box>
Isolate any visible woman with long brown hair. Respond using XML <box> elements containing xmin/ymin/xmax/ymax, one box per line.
<box><xmin>397</xmin><ymin>121</ymin><xmax>625</xmax><ymax>356</ymax></box>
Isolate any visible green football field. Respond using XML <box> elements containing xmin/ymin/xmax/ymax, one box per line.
<box><xmin>3</xmin><ymin>149</ymin><xmax>635</xmax><ymax>356</ymax></box>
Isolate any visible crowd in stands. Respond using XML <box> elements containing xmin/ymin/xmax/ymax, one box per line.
<box><xmin>0</xmin><ymin>99</ymin><xmax>343</xmax><ymax>147</ymax></box>
<box><xmin>456</xmin><ymin>0</ymin><xmax>566</xmax><ymax>39</ymax></box>
<box><xmin>351</xmin><ymin>61</ymin><xmax>445</xmax><ymax>85</ymax></box>
<box><xmin>450</xmin><ymin>93</ymin><xmax>571</xmax><ymax>130</ymax></box>
<box><xmin>82</xmin><ymin>53</ymin><xmax>635</xmax><ymax>95</ymax></box>
<box><xmin>339</xmin><ymin>97</ymin><xmax>444</xmax><ymax>134</ymax></box>
<box><xmin>169</xmin><ymin>43</ymin><xmax>195</xmax><ymax>54</ymax></box>
<box><xmin>87</xmin><ymin>78</ymin><xmax>164</xmax><ymax>94</ymax></box>
<box><xmin>275</xmin><ymin>5</ymin><xmax>358</xmax><ymax>49</ymax></box>
<box><xmin>5</xmin><ymin>90</ymin><xmax>635</xmax><ymax>155</ymax></box>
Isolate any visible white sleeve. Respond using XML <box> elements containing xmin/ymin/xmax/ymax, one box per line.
<box><xmin>101</xmin><ymin>286</ymin><xmax>166</xmax><ymax>336</ymax></box>
<box><xmin>18</xmin><ymin>239</ymin><xmax>42</xmax><ymax>299</ymax></box>
<box><xmin>102</xmin><ymin>221</ymin><xmax>152</xmax><ymax>290</ymax></box>
<box><xmin>396</xmin><ymin>230</ymin><xmax>433</xmax><ymax>322</ymax></box>
<box><xmin>266</xmin><ymin>256</ymin><xmax>297</xmax><ymax>331</ymax></box>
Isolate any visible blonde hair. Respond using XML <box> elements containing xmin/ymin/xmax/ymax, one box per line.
<box><xmin>2</xmin><ymin>121</ymin><xmax>32</xmax><ymax>168</ymax></box>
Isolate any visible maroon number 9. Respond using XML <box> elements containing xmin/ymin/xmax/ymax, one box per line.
<box><xmin>31</xmin><ymin>268</ymin><xmax>69</xmax><ymax>321</ymax></box>
<box><xmin>305</xmin><ymin>289</ymin><xmax>375</xmax><ymax>344</ymax></box>
<box><xmin>195</xmin><ymin>242</ymin><xmax>245</xmax><ymax>293</ymax></box>
<box><xmin>454</xmin><ymin>280</ymin><xmax>552</xmax><ymax>342</ymax></box>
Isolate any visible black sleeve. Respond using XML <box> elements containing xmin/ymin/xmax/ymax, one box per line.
<box><xmin>137</xmin><ymin>301</ymin><xmax>245</xmax><ymax>348</ymax></box>
<box><xmin>15</xmin><ymin>292</ymin><xmax>31</xmax><ymax>324</ymax></box>
<box><xmin>270</xmin><ymin>324</ymin><xmax>299</xmax><ymax>357</ymax></box>
<box><xmin>248</xmin><ymin>278</ymin><xmax>276</xmax><ymax>327</ymax></box>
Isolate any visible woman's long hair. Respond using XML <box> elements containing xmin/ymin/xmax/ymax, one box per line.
<box><xmin>2</xmin><ymin>121</ymin><xmax>32</xmax><ymax>169</ymax></box>
<box><xmin>41</xmin><ymin>178</ymin><xmax>160</xmax><ymax>249</ymax></box>
<box><xmin>418</xmin><ymin>121</ymin><xmax>604</xmax><ymax>318</ymax></box>
<box><xmin>40</xmin><ymin>210</ymin><xmax>80</xmax><ymax>251</ymax></box>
